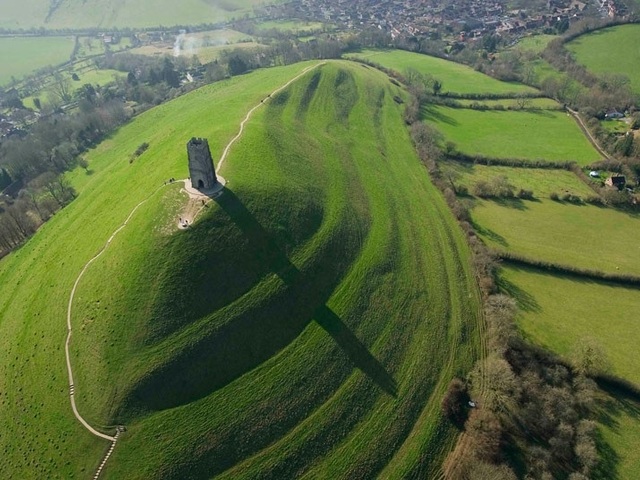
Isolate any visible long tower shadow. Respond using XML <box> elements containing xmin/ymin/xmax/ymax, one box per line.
<box><xmin>214</xmin><ymin>188</ymin><xmax>397</xmax><ymax>396</ymax></box>
<box><xmin>123</xmin><ymin>187</ymin><xmax>396</xmax><ymax>414</ymax></box>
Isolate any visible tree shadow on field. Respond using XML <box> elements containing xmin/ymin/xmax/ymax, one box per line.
<box><xmin>591</xmin><ymin>385</ymin><xmax>640</xmax><ymax>480</ymax></box>
<box><xmin>123</xmin><ymin>187</ymin><xmax>396</xmax><ymax>416</ymax></box>
<box><xmin>497</xmin><ymin>268</ymin><xmax>541</xmax><ymax>313</ymax></box>
<box><xmin>489</xmin><ymin>197</ymin><xmax>529</xmax><ymax>210</ymax></box>
<box><xmin>472</xmin><ymin>221</ymin><xmax>509</xmax><ymax>248</ymax></box>
<box><xmin>421</xmin><ymin>105</ymin><xmax>458</xmax><ymax>125</ymax></box>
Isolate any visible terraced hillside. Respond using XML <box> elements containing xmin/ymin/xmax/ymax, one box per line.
<box><xmin>0</xmin><ymin>0</ymin><xmax>273</xmax><ymax>29</ymax></box>
<box><xmin>0</xmin><ymin>60</ymin><xmax>482</xmax><ymax>478</ymax></box>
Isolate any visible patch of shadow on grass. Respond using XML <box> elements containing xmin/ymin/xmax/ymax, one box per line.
<box><xmin>591</xmin><ymin>392</ymin><xmax>640</xmax><ymax>480</ymax></box>
<box><xmin>334</xmin><ymin>68</ymin><xmax>359</xmax><ymax>123</ymax></box>
<box><xmin>488</xmin><ymin>197</ymin><xmax>529</xmax><ymax>210</ymax></box>
<box><xmin>420</xmin><ymin>105</ymin><xmax>458</xmax><ymax>125</ymax></box>
<box><xmin>120</xmin><ymin>187</ymin><xmax>396</xmax><ymax>417</ymax></box>
<box><xmin>296</xmin><ymin>68</ymin><xmax>322</xmax><ymax>120</ymax></box>
<box><xmin>315</xmin><ymin>305</ymin><xmax>397</xmax><ymax>396</ymax></box>
<box><xmin>472</xmin><ymin>221</ymin><xmax>509</xmax><ymax>248</ymax></box>
<box><xmin>497</xmin><ymin>268</ymin><xmax>541</xmax><ymax>313</ymax></box>
<box><xmin>527</xmin><ymin>109</ymin><xmax>556</xmax><ymax>118</ymax></box>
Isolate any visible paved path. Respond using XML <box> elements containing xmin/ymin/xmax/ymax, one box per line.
<box><xmin>64</xmin><ymin>62</ymin><xmax>325</xmax><ymax>479</ymax></box>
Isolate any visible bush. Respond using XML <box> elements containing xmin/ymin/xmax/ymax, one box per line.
<box><xmin>550</xmin><ymin>192</ymin><xmax>560</xmax><ymax>201</ymax></box>
<box><xmin>561</xmin><ymin>193</ymin><xmax>582</xmax><ymax>204</ymax></box>
<box><xmin>585</xmin><ymin>195</ymin><xmax>604</xmax><ymax>205</ymax></box>
<box><xmin>134</xmin><ymin>142</ymin><xmax>150</xmax><ymax>157</ymax></box>
<box><xmin>517</xmin><ymin>189</ymin><xmax>534</xmax><ymax>200</ymax></box>
<box><xmin>442</xmin><ymin>378</ymin><xmax>470</xmax><ymax>427</ymax></box>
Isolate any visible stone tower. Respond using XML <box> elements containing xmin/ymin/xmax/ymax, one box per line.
<box><xmin>187</xmin><ymin>137</ymin><xmax>217</xmax><ymax>191</ymax></box>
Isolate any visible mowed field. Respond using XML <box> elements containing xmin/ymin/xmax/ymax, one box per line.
<box><xmin>345</xmin><ymin>49</ymin><xmax>537</xmax><ymax>95</ymax></box>
<box><xmin>0</xmin><ymin>36</ymin><xmax>74</xmax><ymax>86</ymax></box>
<box><xmin>0</xmin><ymin>0</ymin><xmax>273</xmax><ymax>29</ymax></box>
<box><xmin>567</xmin><ymin>23</ymin><xmax>640</xmax><ymax>94</ymax></box>
<box><xmin>425</xmin><ymin>106</ymin><xmax>602</xmax><ymax>163</ymax></box>
<box><xmin>0</xmin><ymin>60</ymin><xmax>482</xmax><ymax>478</ymax></box>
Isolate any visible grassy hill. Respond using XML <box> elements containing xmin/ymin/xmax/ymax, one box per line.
<box><xmin>0</xmin><ymin>0</ymin><xmax>272</xmax><ymax>30</ymax></box>
<box><xmin>0</xmin><ymin>60</ymin><xmax>482</xmax><ymax>478</ymax></box>
<box><xmin>566</xmin><ymin>24</ymin><xmax>640</xmax><ymax>95</ymax></box>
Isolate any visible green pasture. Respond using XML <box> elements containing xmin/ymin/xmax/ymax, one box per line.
<box><xmin>445</xmin><ymin>162</ymin><xmax>595</xmax><ymax>198</ymax></box>
<box><xmin>0</xmin><ymin>0</ymin><xmax>274</xmax><ymax>29</ymax></box>
<box><xmin>425</xmin><ymin>106</ymin><xmax>602</xmax><ymax>163</ymax></box>
<box><xmin>567</xmin><ymin>24</ymin><xmax>640</xmax><ymax>94</ymax></box>
<box><xmin>514</xmin><ymin>34</ymin><xmax>557</xmax><ymax>53</ymax></box>
<box><xmin>457</xmin><ymin>97</ymin><xmax>561</xmax><ymax>109</ymax></box>
<box><xmin>500</xmin><ymin>264</ymin><xmax>640</xmax><ymax>384</ymax></box>
<box><xmin>0</xmin><ymin>36</ymin><xmax>74</xmax><ymax>86</ymax></box>
<box><xmin>345</xmin><ymin>49</ymin><xmax>538</xmax><ymax>95</ymax></box>
<box><xmin>471</xmin><ymin>196</ymin><xmax>640</xmax><ymax>276</ymax></box>
<box><xmin>0</xmin><ymin>60</ymin><xmax>481</xmax><ymax>478</ymax></box>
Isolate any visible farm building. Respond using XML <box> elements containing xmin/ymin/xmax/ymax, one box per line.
<box><xmin>605</xmin><ymin>175</ymin><xmax>626</xmax><ymax>189</ymax></box>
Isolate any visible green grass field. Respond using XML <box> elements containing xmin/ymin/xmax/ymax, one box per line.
<box><xmin>471</xmin><ymin>195</ymin><xmax>640</xmax><ymax>276</ymax></box>
<box><xmin>425</xmin><ymin>106</ymin><xmax>602</xmax><ymax>163</ymax></box>
<box><xmin>500</xmin><ymin>264</ymin><xmax>640</xmax><ymax>384</ymax></box>
<box><xmin>445</xmin><ymin>162</ymin><xmax>595</xmax><ymax>198</ymax></box>
<box><xmin>345</xmin><ymin>49</ymin><xmax>538</xmax><ymax>95</ymax></box>
<box><xmin>513</xmin><ymin>34</ymin><xmax>557</xmax><ymax>53</ymax></box>
<box><xmin>0</xmin><ymin>60</ymin><xmax>481</xmax><ymax>478</ymax></box>
<box><xmin>567</xmin><ymin>24</ymin><xmax>640</xmax><ymax>94</ymax></box>
<box><xmin>0</xmin><ymin>0</ymin><xmax>274</xmax><ymax>29</ymax></box>
<box><xmin>0</xmin><ymin>36</ymin><xmax>74</xmax><ymax>86</ymax></box>
<box><xmin>457</xmin><ymin>97</ymin><xmax>561</xmax><ymax>109</ymax></box>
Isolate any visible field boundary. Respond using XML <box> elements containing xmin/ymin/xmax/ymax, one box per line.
<box><xmin>497</xmin><ymin>251</ymin><xmax>640</xmax><ymax>287</ymax></box>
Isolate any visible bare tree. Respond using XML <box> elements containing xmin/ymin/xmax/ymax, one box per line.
<box><xmin>49</xmin><ymin>72</ymin><xmax>74</xmax><ymax>104</ymax></box>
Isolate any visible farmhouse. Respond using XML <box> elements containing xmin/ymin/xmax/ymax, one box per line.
<box><xmin>605</xmin><ymin>174</ymin><xmax>626</xmax><ymax>189</ymax></box>
<box><xmin>187</xmin><ymin>137</ymin><xmax>217</xmax><ymax>191</ymax></box>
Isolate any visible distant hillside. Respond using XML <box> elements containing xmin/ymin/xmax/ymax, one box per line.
<box><xmin>0</xmin><ymin>0</ymin><xmax>274</xmax><ymax>30</ymax></box>
<box><xmin>0</xmin><ymin>60</ymin><xmax>482</xmax><ymax>478</ymax></box>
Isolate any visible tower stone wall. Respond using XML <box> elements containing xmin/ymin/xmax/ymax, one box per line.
<box><xmin>187</xmin><ymin>137</ymin><xmax>217</xmax><ymax>191</ymax></box>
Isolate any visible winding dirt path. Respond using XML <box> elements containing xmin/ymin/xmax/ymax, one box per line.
<box><xmin>217</xmin><ymin>62</ymin><xmax>325</xmax><ymax>173</ymax></box>
<box><xmin>64</xmin><ymin>62</ymin><xmax>325</xmax><ymax>479</ymax></box>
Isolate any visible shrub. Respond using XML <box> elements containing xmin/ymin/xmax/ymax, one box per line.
<box><xmin>517</xmin><ymin>188</ymin><xmax>534</xmax><ymax>200</ymax></box>
<box><xmin>442</xmin><ymin>378</ymin><xmax>470</xmax><ymax>427</ymax></box>
<box><xmin>550</xmin><ymin>192</ymin><xmax>560</xmax><ymax>201</ymax></box>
